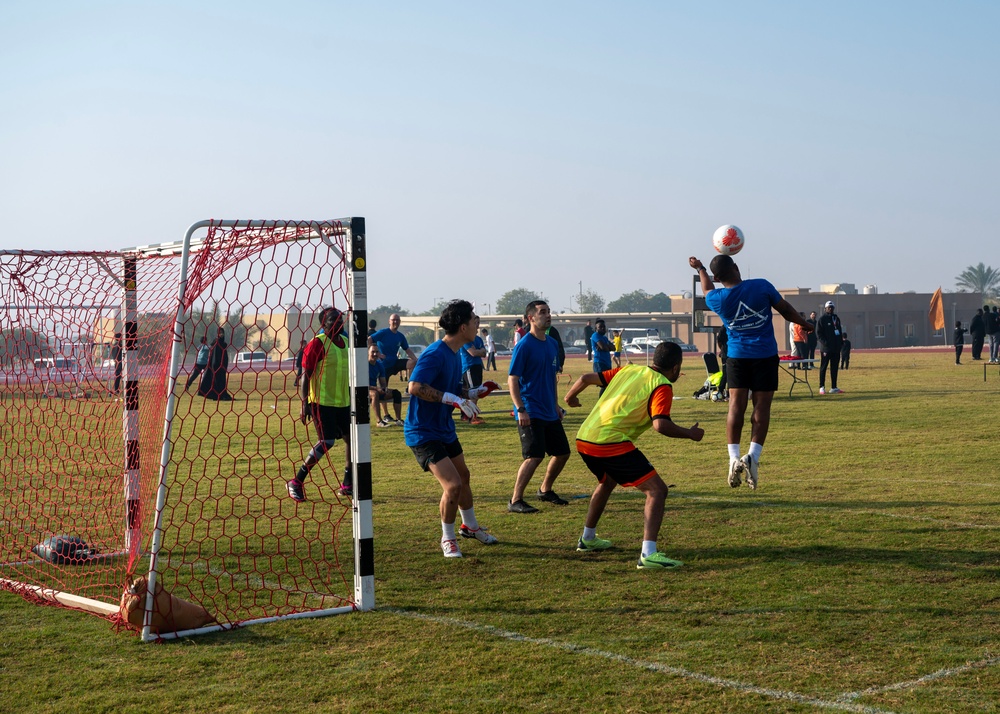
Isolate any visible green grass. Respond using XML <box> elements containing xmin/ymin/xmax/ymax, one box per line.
<box><xmin>2</xmin><ymin>352</ymin><xmax>1000</xmax><ymax>713</ymax></box>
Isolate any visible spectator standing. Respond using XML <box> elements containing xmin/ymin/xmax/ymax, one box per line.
<box><xmin>367</xmin><ymin>319</ymin><xmax>377</xmax><ymax>338</ymax></box>
<box><xmin>507</xmin><ymin>300</ymin><xmax>570</xmax><ymax>513</ymax></box>
<box><xmin>511</xmin><ymin>319</ymin><xmax>526</xmax><ymax>346</ymax></box>
<box><xmin>369</xmin><ymin>313</ymin><xmax>418</xmax><ymax>381</ymax></box>
<box><xmin>184</xmin><ymin>335</ymin><xmax>210</xmax><ymax>392</ymax></box>
<box><xmin>584</xmin><ymin>320</ymin><xmax>594</xmax><ymax>361</ymax></box>
<box><xmin>689</xmin><ymin>254</ymin><xmax>813</xmax><ymax>490</ymax></box>
<box><xmin>198</xmin><ymin>327</ymin><xmax>233</xmax><ymax>401</ymax></box>
<box><xmin>110</xmin><ymin>332</ymin><xmax>123</xmax><ymax>395</ymax></box>
<box><xmin>369</xmin><ymin>344</ymin><xmax>404</xmax><ymax>427</ymax></box>
<box><xmin>969</xmin><ymin>308</ymin><xmax>986</xmax><ymax>361</ymax></box>
<box><xmin>590</xmin><ymin>319</ymin><xmax>614</xmax><ymax>394</ymax></box>
<box><xmin>986</xmin><ymin>306</ymin><xmax>1000</xmax><ymax>364</ymax></box>
<box><xmin>716</xmin><ymin>326</ymin><xmax>729</xmax><ymax>399</ymax></box>
<box><xmin>840</xmin><ymin>333</ymin><xmax>852</xmax><ymax>369</ymax></box>
<box><xmin>612</xmin><ymin>330</ymin><xmax>623</xmax><ymax>368</ymax></box>
<box><xmin>791</xmin><ymin>314</ymin><xmax>808</xmax><ymax>362</ymax></box>
<box><xmin>954</xmin><ymin>321</ymin><xmax>967</xmax><ymax>365</ymax></box>
<box><xmin>482</xmin><ymin>328</ymin><xmax>497</xmax><ymax>371</ymax></box>
<box><xmin>816</xmin><ymin>301</ymin><xmax>845</xmax><ymax>395</ymax></box>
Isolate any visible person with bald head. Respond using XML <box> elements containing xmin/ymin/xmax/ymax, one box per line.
<box><xmin>368</xmin><ymin>313</ymin><xmax>417</xmax><ymax>381</ymax></box>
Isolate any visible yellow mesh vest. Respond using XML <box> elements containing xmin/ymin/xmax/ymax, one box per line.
<box><xmin>576</xmin><ymin>365</ymin><xmax>673</xmax><ymax>445</ymax></box>
<box><xmin>309</xmin><ymin>333</ymin><xmax>350</xmax><ymax>407</ymax></box>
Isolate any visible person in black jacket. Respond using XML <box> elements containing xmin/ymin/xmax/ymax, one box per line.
<box><xmin>805</xmin><ymin>311</ymin><xmax>818</xmax><ymax>367</ymax></box>
<box><xmin>986</xmin><ymin>305</ymin><xmax>1000</xmax><ymax>364</ymax></box>
<box><xmin>954</xmin><ymin>321</ymin><xmax>967</xmax><ymax>365</ymax></box>
<box><xmin>816</xmin><ymin>301</ymin><xmax>844</xmax><ymax>395</ymax></box>
<box><xmin>969</xmin><ymin>308</ymin><xmax>986</xmax><ymax>361</ymax></box>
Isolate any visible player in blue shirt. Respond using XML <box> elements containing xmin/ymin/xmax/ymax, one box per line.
<box><xmin>690</xmin><ymin>253</ymin><xmax>813</xmax><ymax>490</ymax></box>
<box><xmin>590</xmin><ymin>319</ymin><xmax>613</xmax><ymax>372</ymax></box>
<box><xmin>507</xmin><ymin>300</ymin><xmax>570</xmax><ymax>513</ymax></box>
<box><xmin>404</xmin><ymin>300</ymin><xmax>502</xmax><ymax>558</ymax></box>
<box><xmin>368</xmin><ymin>313</ymin><xmax>417</xmax><ymax>380</ymax></box>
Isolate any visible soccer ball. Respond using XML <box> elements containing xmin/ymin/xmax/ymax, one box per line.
<box><xmin>712</xmin><ymin>225</ymin><xmax>744</xmax><ymax>256</ymax></box>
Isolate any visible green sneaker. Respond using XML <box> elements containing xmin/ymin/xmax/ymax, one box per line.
<box><xmin>637</xmin><ymin>552</ymin><xmax>683</xmax><ymax>569</ymax></box>
<box><xmin>576</xmin><ymin>536</ymin><xmax>613</xmax><ymax>552</ymax></box>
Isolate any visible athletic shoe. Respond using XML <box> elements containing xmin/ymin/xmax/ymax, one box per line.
<box><xmin>727</xmin><ymin>458</ymin><xmax>743</xmax><ymax>488</ymax></box>
<box><xmin>537</xmin><ymin>489</ymin><xmax>569</xmax><ymax>505</ymax></box>
<box><xmin>637</xmin><ymin>552</ymin><xmax>684</xmax><ymax>569</ymax></box>
<box><xmin>508</xmin><ymin>499</ymin><xmax>539</xmax><ymax>514</ymax></box>
<box><xmin>819</xmin><ymin>387</ymin><xmax>826</xmax><ymax>395</ymax></box>
<box><xmin>829</xmin><ymin>388</ymin><xmax>844</xmax><ymax>394</ymax></box>
<box><xmin>740</xmin><ymin>454</ymin><xmax>758</xmax><ymax>490</ymax></box>
<box><xmin>577</xmin><ymin>536</ymin><xmax>613</xmax><ymax>551</ymax></box>
<box><xmin>286</xmin><ymin>479</ymin><xmax>306</xmax><ymax>502</ymax></box>
<box><xmin>441</xmin><ymin>539</ymin><xmax>463</xmax><ymax>558</ymax></box>
<box><xmin>376</xmin><ymin>418</ymin><xmax>392</xmax><ymax>428</ymax></box>
<box><xmin>339</xmin><ymin>483</ymin><xmax>353</xmax><ymax>498</ymax></box>
<box><xmin>470</xmin><ymin>416</ymin><xmax>486</xmax><ymax>425</ymax></box>
<box><xmin>395</xmin><ymin>419</ymin><xmax>405</xmax><ymax>427</ymax></box>
<box><xmin>459</xmin><ymin>524</ymin><xmax>499</xmax><ymax>545</ymax></box>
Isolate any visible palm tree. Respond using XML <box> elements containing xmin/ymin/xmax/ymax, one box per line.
<box><xmin>954</xmin><ymin>263</ymin><xmax>1000</xmax><ymax>301</ymax></box>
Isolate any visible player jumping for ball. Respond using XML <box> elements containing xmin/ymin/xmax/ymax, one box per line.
<box><xmin>404</xmin><ymin>300</ymin><xmax>501</xmax><ymax>558</ymax></box>
<box><xmin>564</xmin><ymin>342</ymin><xmax>704</xmax><ymax>569</ymax></box>
<box><xmin>689</xmin><ymin>254</ymin><xmax>813</xmax><ymax>489</ymax></box>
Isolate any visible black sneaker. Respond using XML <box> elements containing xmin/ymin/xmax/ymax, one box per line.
<box><xmin>286</xmin><ymin>479</ymin><xmax>306</xmax><ymax>502</ymax></box>
<box><xmin>537</xmin><ymin>489</ymin><xmax>568</xmax><ymax>505</ymax></box>
<box><xmin>508</xmin><ymin>499</ymin><xmax>539</xmax><ymax>514</ymax></box>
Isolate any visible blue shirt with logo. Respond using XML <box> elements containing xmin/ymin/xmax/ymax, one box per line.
<box><xmin>705</xmin><ymin>278</ymin><xmax>782</xmax><ymax>359</ymax></box>
<box><xmin>404</xmin><ymin>340</ymin><xmax>462</xmax><ymax>447</ymax></box>
<box><xmin>508</xmin><ymin>333</ymin><xmax>560</xmax><ymax>420</ymax></box>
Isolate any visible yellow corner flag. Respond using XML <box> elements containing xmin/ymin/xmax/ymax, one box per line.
<box><xmin>929</xmin><ymin>287</ymin><xmax>945</xmax><ymax>331</ymax></box>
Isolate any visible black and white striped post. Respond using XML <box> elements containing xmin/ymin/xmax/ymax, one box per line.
<box><xmin>122</xmin><ymin>256</ymin><xmax>141</xmax><ymax>561</ymax></box>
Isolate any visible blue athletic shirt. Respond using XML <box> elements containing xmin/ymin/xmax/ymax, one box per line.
<box><xmin>460</xmin><ymin>335</ymin><xmax>485</xmax><ymax>373</ymax></box>
<box><xmin>368</xmin><ymin>360</ymin><xmax>386</xmax><ymax>387</ymax></box>
<box><xmin>371</xmin><ymin>327</ymin><xmax>409</xmax><ymax>369</ymax></box>
<box><xmin>591</xmin><ymin>332</ymin><xmax>613</xmax><ymax>370</ymax></box>
<box><xmin>705</xmin><ymin>278</ymin><xmax>782</xmax><ymax>359</ymax></box>
<box><xmin>404</xmin><ymin>339</ymin><xmax>462</xmax><ymax>447</ymax></box>
<box><xmin>508</xmin><ymin>333</ymin><xmax>560</xmax><ymax>420</ymax></box>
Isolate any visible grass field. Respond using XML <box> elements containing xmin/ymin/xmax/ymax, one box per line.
<box><xmin>2</xmin><ymin>351</ymin><xmax>999</xmax><ymax>713</ymax></box>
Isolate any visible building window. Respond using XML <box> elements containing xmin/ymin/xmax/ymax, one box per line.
<box><xmin>874</xmin><ymin>325</ymin><xmax>886</xmax><ymax>338</ymax></box>
<box><xmin>904</xmin><ymin>323</ymin><xmax>915</xmax><ymax>337</ymax></box>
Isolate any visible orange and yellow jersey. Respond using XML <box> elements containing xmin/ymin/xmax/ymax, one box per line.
<box><xmin>575</xmin><ymin>365</ymin><xmax>673</xmax><ymax>457</ymax></box>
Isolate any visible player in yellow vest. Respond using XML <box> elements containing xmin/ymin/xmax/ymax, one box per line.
<box><xmin>287</xmin><ymin>307</ymin><xmax>352</xmax><ymax>502</ymax></box>
<box><xmin>564</xmin><ymin>341</ymin><xmax>703</xmax><ymax>569</ymax></box>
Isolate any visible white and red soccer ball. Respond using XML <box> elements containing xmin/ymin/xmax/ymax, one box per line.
<box><xmin>712</xmin><ymin>224</ymin><xmax>745</xmax><ymax>256</ymax></box>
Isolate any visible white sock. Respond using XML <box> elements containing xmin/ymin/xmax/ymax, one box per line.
<box><xmin>728</xmin><ymin>443</ymin><xmax>741</xmax><ymax>460</ymax></box>
<box><xmin>748</xmin><ymin>442</ymin><xmax>763</xmax><ymax>461</ymax></box>
<box><xmin>459</xmin><ymin>507</ymin><xmax>478</xmax><ymax>531</ymax></box>
<box><xmin>582</xmin><ymin>526</ymin><xmax>597</xmax><ymax>541</ymax></box>
<box><xmin>641</xmin><ymin>540</ymin><xmax>657</xmax><ymax>557</ymax></box>
<box><xmin>442</xmin><ymin>521</ymin><xmax>456</xmax><ymax>541</ymax></box>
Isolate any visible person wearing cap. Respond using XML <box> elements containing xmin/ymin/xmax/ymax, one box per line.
<box><xmin>288</xmin><ymin>306</ymin><xmax>353</xmax><ymax>502</ymax></box>
<box><xmin>688</xmin><ymin>254</ymin><xmax>814</xmax><ymax>490</ymax></box>
<box><xmin>816</xmin><ymin>301</ymin><xmax>845</xmax><ymax>395</ymax></box>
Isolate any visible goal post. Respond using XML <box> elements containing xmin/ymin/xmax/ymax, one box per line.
<box><xmin>0</xmin><ymin>218</ymin><xmax>374</xmax><ymax>640</ymax></box>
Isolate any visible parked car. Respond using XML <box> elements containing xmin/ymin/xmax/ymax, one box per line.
<box><xmin>408</xmin><ymin>344</ymin><xmax>426</xmax><ymax>357</ymax></box>
<box><xmin>494</xmin><ymin>342</ymin><xmax>513</xmax><ymax>356</ymax></box>
<box><xmin>33</xmin><ymin>357</ymin><xmax>77</xmax><ymax>370</ymax></box>
<box><xmin>234</xmin><ymin>351</ymin><xmax>269</xmax><ymax>367</ymax></box>
<box><xmin>663</xmin><ymin>337</ymin><xmax>699</xmax><ymax>352</ymax></box>
<box><xmin>564</xmin><ymin>345</ymin><xmax>586</xmax><ymax>355</ymax></box>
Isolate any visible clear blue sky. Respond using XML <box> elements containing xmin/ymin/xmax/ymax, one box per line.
<box><xmin>2</xmin><ymin>1</ymin><xmax>997</xmax><ymax>314</ymax></box>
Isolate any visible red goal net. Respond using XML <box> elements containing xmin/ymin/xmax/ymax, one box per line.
<box><xmin>0</xmin><ymin>219</ymin><xmax>372</xmax><ymax>639</ymax></box>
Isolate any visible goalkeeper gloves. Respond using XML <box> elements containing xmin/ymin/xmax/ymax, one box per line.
<box><xmin>467</xmin><ymin>380</ymin><xmax>501</xmax><ymax>399</ymax></box>
<box><xmin>441</xmin><ymin>392</ymin><xmax>481</xmax><ymax>420</ymax></box>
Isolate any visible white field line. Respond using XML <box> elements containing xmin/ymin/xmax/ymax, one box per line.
<box><xmin>384</xmin><ymin>607</ymin><xmax>899</xmax><ymax>714</ymax></box>
<box><xmin>837</xmin><ymin>654</ymin><xmax>1000</xmax><ymax>701</ymax></box>
<box><xmin>673</xmin><ymin>494</ymin><xmax>1000</xmax><ymax>530</ymax></box>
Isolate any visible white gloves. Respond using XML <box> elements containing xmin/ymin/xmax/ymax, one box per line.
<box><xmin>441</xmin><ymin>392</ymin><xmax>481</xmax><ymax>419</ymax></box>
<box><xmin>467</xmin><ymin>380</ymin><xmax>501</xmax><ymax>399</ymax></box>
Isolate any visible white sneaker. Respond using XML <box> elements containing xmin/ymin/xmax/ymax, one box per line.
<box><xmin>829</xmin><ymin>388</ymin><xmax>843</xmax><ymax>394</ymax></box>
<box><xmin>441</xmin><ymin>538</ymin><xmax>463</xmax><ymax>558</ymax></box>
<box><xmin>740</xmin><ymin>454</ymin><xmax>758</xmax><ymax>490</ymax></box>
<box><xmin>460</xmin><ymin>524</ymin><xmax>498</xmax><ymax>545</ymax></box>
<box><xmin>376</xmin><ymin>418</ymin><xmax>392</xmax><ymax>428</ymax></box>
<box><xmin>727</xmin><ymin>458</ymin><xmax>743</xmax><ymax>488</ymax></box>
<box><xmin>819</xmin><ymin>387</ymin><xmax>826</xmax><ymax>395</ymax></box>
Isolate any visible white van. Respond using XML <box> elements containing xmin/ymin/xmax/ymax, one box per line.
<box><xmin>235</xmin><ymin>351</ymin><xmax>268</xmax><ymax>365</ymax></box>
<box><xmin>33</xmin><ymin>357</ymin><xmax>77</xmax><ymax>370</ymax></box>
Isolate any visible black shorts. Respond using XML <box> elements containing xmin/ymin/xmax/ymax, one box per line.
<box><xmin>384</xmin><ymin>358</ymin><xmax>410</xmax><ymax>378</ymax></box>
<box><xmin>370</xmin><ymin>387</ymin><xmax>402</xmax><ymax>404</ymax></box>
<box><xmin>726</xmin><ymin>355</ymin><xmax>779</xmax><ymax>392</ymax></box>
<box><xmin>518</xmin><ymin>418</ymin><xmax>571</xmax><ymax>460</ymax></box>
<box><xmin>312</xmin><ymin>404</ymin><xmax>351</xmax><ymax>442</ymax></box>
<box><xmin>464</xmin><ymin>364</ymin><xmax>484</xmax><ymax>389</ymax></box>
<box><xmin>410</xmin><ymin>439</ymin><xmax>464</xmax><ymax>472</ymax></box>
<box><xmin>578</xmin><ymin>445</ymin><xmax>658</xmax><ymax>488</ymax></box>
